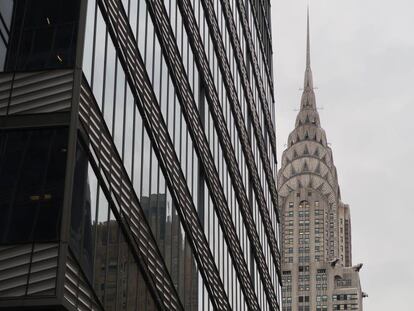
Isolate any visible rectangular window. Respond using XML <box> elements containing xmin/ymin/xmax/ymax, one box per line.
<box><xmin>0</xmin><ymin>127</ymin><xmax>68</xmax><ymax>243</ymax></box>
<box><xmin>0</xmin><ymin>0</ymin><xmax>80</xmax><ymax>72</ymax></box>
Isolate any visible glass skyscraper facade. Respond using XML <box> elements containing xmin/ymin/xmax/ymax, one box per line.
<box><xmin>0</xmin><ymin>0</ymin><xmax>280</xmax><ymax>310</ymax></box>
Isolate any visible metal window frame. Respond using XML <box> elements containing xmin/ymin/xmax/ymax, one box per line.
<box><xmin>232</xmin><ymin>0</ymin><xmax>279</xmax><ymax>168</ymax></box>
<box><xmin>174</xmin><ymin>0</ymin><xmax>281</xmax><ymax>307</ymax></box>
<box><xmin>177</xmin><ymin>0</ymin><xmax>282</xmax><ymax>286</ymax></box>
<box><xmin>144</xmin><ymin>0</ymin><xmax>280</xmax><ymax>309</ymax></box>
<box><xmin>204</xmin><ymin>0</ymin><xmax>280</xmax><ymax>222</ymax></box>
<box><xmin>77</xmin><ymin>78</ymin><xmax>184</xmax><ymax>311</ymax></box>
<box><xmin>57</xmin><ymin>0</ymin><xmax>89</xmax><ymax>304</ymax></box>
<box><xmin>96</xmin><ymin>0</ymin><xmax>232</xmax><ymax>309</ymax></box>
<box><xmin>246</xmin><ymin>0</ymin><xmax>274</xmax><ymax>77</ymax></box>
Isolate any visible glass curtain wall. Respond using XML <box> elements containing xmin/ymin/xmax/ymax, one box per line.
<box><xmin>70</xmin><ymin>142</ymin><xmax>158</xmax><ymax>310</ymax></box>
<box><xmin>81</xmin><ymin>0</ymin><xmax>202</xmax><ymax>309</ymax></box>
<box><xmin>77</xmin><ymin>0</ymin><xmax>280</xmax><ymax>310</ymax></box>
<box><xmin>0</xmin><ymin>0</ymin><xmax>279</xmax><ymax>309</ymax></box>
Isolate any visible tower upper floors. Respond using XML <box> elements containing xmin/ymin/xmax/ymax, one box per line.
<box><xmin>278</xmin><ymin>9</ymin><xmax>364</xmax><ymax>311</ymax></box>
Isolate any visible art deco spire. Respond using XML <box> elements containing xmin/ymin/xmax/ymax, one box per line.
<box><xmin>298</xmin><ymin>8</ymin><xmax>319</xmax><ymax>123</ymax></box>
<box><xmin>296</xmin><ymin>7</ymin><xmax>320</xmax><ymax>133</ymax></box>
<box><xmin>278</xmin><ymin>9</ymin><xmax>364</xmax><ymax>311</ymax></box>
<box><xmin>307</xmin><ymin>8</ymin><xmax>311</xmax><ymax>63</ymax></box>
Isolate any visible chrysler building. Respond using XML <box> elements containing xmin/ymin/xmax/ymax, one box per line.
<box><xmin>278</xmin><ymin>10</ymin><xmax>365</xmax><ymax>311</ymax></box>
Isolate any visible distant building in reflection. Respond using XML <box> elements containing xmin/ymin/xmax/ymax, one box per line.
<box><xmin>94</xmin><ymin>193</ymin><xmax>198</xmax><ymax>310</ymax></box>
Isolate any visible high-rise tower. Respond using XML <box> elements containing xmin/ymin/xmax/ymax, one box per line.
<box><xmin>278</xmin><ymin>10</ymin><xmax>365</xmax><ymax>311</ymax></box>
<box><xmin>0</xmin><ymin>0</ymin><xmax>280</xmax><ymax>310</ymax></box>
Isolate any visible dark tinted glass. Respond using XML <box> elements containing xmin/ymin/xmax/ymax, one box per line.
<box><xmin>70</xmin><ymin>140</ymin><xmax>93</xmax><ymax>280</ymax></box>
<box><xmin>0</xmin><ymin>0</ymin><xmax>80</xmax><ymax>72</ymax></box>
<box><xmin>0</xmin><ymin>127</ymin><xmax>68</xmax><ymax>243</ymax></box>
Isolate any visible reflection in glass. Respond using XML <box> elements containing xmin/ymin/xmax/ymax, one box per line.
<box><xmin>78</xmin><ymin>0</ymin><xmax>282</xmax><ymax>308</ymax></box>
<box><xmin>70</xmin><ymin>139</ymin><xmax>200</xmax><ymax>309</ymax></box>
<box><xmin>70</xmin><ymin>142</ymin><xmax>159</xmax><ymax>309</ymax></box>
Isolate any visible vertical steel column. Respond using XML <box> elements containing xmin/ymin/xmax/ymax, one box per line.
<box><xmin>57</xmin><ymin>0</ymin><xmax>89</xmax><ymax>302</ymax></box>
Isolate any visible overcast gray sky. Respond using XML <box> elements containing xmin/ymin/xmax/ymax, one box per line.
<box><xmin>272</xmin><ymin>0</ymin><xmax>414</xmax><ymax>309</ymax></box>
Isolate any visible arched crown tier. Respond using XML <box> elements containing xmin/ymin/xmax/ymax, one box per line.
<box><xmin>278</xmin><ymin>8</ymin><xmax>342</xmax><ymax>206</ymax></box>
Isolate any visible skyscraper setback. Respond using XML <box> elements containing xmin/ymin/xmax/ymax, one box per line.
<box><xmin>278</xmin><ymin>12</ymin><xmax>365</xmax><ymax>311</ymax></box>
<box><xmin>0</xmin><ymin>0</ymin><xmax>280</xmax><ymax>310</ymax></box>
